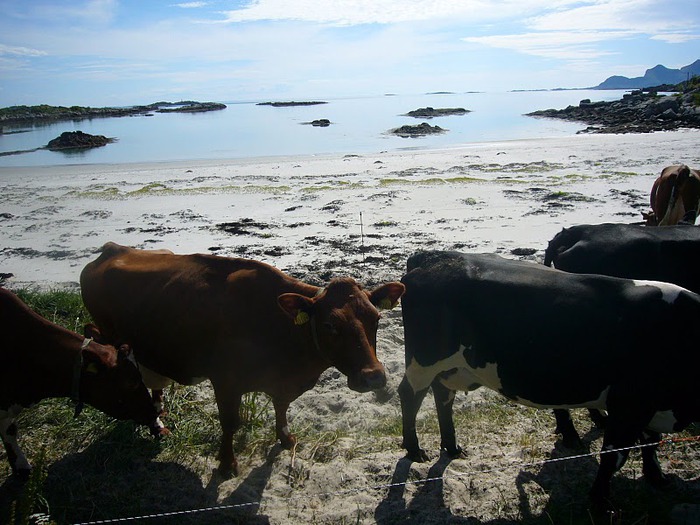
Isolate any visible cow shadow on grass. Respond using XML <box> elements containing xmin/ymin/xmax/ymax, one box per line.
<box><xmin>516</xmin><ymin>430</ymin><xmax>700</xmax><ymax>524</ymax></box>
<box><xmin>12</xmin><ymin>422</ymin><xmax>275</xmax><ymax>525</ymax></box>
<box><xmin>209</xmin><ymin>446</ymin><xmax>281</xmax><ymax>524</ymax></box>
<box><xmin>374</xmin><ymin>454</ymin><xmax>472</xmax><ymax>524</ymax></box>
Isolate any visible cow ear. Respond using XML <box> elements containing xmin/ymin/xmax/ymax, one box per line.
<box><xmin>278</xmin><ymin>293</ymin><xmax>314</xmax><ymax>325</ymax></box>
<box><xmin>369</xmin><ymin>282</ymin><xmax>406</xmax><ymax>310</ymax></box>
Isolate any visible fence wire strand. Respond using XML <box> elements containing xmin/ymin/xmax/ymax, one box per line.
<box><xmin>70</xmin><ymin>436</ymin><xmax>699</xmax><ymax>525</ymax></box>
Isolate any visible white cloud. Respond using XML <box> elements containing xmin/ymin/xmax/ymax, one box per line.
<box><xmin>217</xmin><ymin>0</ymin><xmax>573</xmax><ymax>26</ymax></box>
<box><xmin>651</xmin><ymin>33</ymin><xmax>700</xmax><ymax>44</ymax></box>
<box><xmin>0</xmin><ymin>44</ymin><xmax>48</xmax><ymax>57</ymax></box>
<box><xmin>463</xmin><ymin>31</ymin><xmax>628</xmax><ymax>60</ymax></box>
<box><xmin>173</xmin><ymin>2</ymin><xmax>209</xmax><ymax>8</ymax></box>
<box><xmin>526</xmin><ymin>0</ymin><xmax>698</xmax><ymax>35</ymax></box>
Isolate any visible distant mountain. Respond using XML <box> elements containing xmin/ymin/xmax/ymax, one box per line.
<box><xmin>594</xmin><ymin>60</ymin><xmax>700</xmax><ymax>89</ymax></box>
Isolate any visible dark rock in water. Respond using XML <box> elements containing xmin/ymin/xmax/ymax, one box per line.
<box><xmin>46</xmin><ymin>131</ymin><xmax>114</xmax><ymax>150</ymax></box>
<box><xmin>405</xmin><ymin>107</ymin><xmax>470</xmax><ymax>118</ymax></box>
<box><xmin>526</xmin><ymin>78</ymin><xmax>700</xmax><ymax>134</ymax></box>
<box><xmin>391</xmin><ymin>122</ymin><xmax>446</xmax><ymax>137</ymax></box>
<box><xmin>303</xmin><ymin>119</ymin><xmax>331</xmax><ymax>127</ymax></box>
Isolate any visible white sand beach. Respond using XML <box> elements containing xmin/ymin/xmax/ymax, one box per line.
<box><xmin>2</xmin><ymin>130</ymin><xmax>700</xmax><ymax>523</ymax></box>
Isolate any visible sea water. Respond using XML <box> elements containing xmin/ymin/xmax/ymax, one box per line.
<box><xmin>0</xmin><ymin>90</ymin><xmax>627</xmax><ymax>167</ymax></box>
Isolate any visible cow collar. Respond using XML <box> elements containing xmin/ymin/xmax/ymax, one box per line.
<box><xmin>71</xmin><ymin>337</ymin><xmax>92</xmax><ymax>417</ymax></box>
<box><xmin>308</xmin><ymin>287</ymin><xmax>325</xmax><ymax>356</ymax></box>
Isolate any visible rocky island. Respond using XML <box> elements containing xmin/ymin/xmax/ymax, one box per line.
<box><xmin>390</xmin><ymin>122</ymin><xmax>446</xmax><ymax>137</ymax></box>
<box><xmin>404</xmin><ymin>107</ymin><xmax>470</xmax><ymax>118</ymax></box>
<box><xmin>527</xmin><ymin>78</ymin><xmax>700</xmax><ymax>134</ymax></box>
<box><xmin>46</xmin><ymin>131</ymin><xmax>115</xmax><ymax>150</ymax></box>
<box><xmin>302</xmin><ymin>119</ymin><xmax>331</xmax><ymax>127</ymax></box>
<box><xmin>0</xmin><ymin>100</ymin><xmax>226</xmax><ymax>126</ymax></box>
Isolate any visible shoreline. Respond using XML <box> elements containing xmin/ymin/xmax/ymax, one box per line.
<box><xmin>1</xmin><ymin>130</ymin><xmax>699</xmax><ymax>290</ymax></box>
<box><xmin>1</xmin><ymin>129</ymin><xmax>696</xmax><ymax>175</ymax></box>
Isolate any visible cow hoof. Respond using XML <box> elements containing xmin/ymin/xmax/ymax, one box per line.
<box><xmin>155</xmin><ymin>427</ymin><xmax>171</xmax><ymax>439</ymax></box>
<box><xmin>561</xmin><ymin>435</ymin><xmax>585</xmax><ymax>450</ymax></box>
<box><xmin>149</xmin><ymin>424</ymin><xmax>171</xmax><ymax>439</ymax></box>
<box><xmin>405</xmin><ymin>449</ymin><xmax>430</xmax><ymax>463</ymax></box>
<box><xmin>280</xmin><ymin>434</ymin><xmax>297</xmax><ymax>450</ymax></box>
<box><xmin>442</xmin><ymin>445</ymin><xmax>467</xmax><ymax>459</ymax></box>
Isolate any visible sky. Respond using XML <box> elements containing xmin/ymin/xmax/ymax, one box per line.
<box><xmin>0</xmin><ymin>0</ymin><xmax>698</xmax><ymax>107</ymax></box>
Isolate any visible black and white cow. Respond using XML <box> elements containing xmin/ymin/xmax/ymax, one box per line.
<box><xmin>544</xmin><ymin>223</ymin><xmax>700</xmax><ymax>446</ymax></box>
<box><xmin>398</xmin><ymin>250</ymin><xmax>700</xmax><ymax>507</ymax></box>
<box><xmin>544</xmin><ymin>223</ymin><xmax>700</xmax><ymax>290</ymax></box>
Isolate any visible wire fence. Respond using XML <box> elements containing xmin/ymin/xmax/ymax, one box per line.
<box><xmin>69</xmin><ymin>436</ymin><xmax>700</xmax><ymax>525</ymax></box>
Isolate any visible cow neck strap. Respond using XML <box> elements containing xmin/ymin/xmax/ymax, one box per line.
<box><xmin>308</xmin><ymin>287</ymin><xmax>325</xmax><ymax>356</ymax></box>
<box><xmin>71</xmin><ymin>337</ymin><xmax>92</xmax><ymax>417</ymax></box>
<box><xmin>309</xmin><ymin>315</ymin><xmax>323</xmax><ymax>355</ymax></box>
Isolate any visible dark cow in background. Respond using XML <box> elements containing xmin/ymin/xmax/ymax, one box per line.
<box><xmin>80</xmin><ymin>242</ymin><xmax>405</xmax><ymax>476</ymax></box>
<box><xmin>398</xmin><ymin>251</ymin><xmax>700</xmax><ymax>507</ymax></box>
<box><xmin>545</xmin><ymin>222</ymin><xmax>700</xmax><ymax>445</ymax></box>
<box><xmin>647</xmin><ymin>164</ymin><xmax>700</xmax><ymax>226</ymax></box>
<box><xmin>544</xmin><ymin>223</ymin><xmax>700</xmax><ymax>292</ymax></box>
<box><xmin>0</xmin><ymin>287</ymin><xmax>159</xmax><ymax>479</ymax></box>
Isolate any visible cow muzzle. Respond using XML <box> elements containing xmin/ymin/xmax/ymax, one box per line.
<box><xmin>349</xmin><ymin>367</ymin><xmax>387</xmax><ymax>393</ymax></box>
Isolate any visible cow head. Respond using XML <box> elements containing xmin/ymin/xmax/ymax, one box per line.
<box><xmin>654</xmin><ymin>164</ymin><xmax>693</xmax><ymax>226</ymax></box>
<box><xmin>278</xmin><ymin>278</ymin><xmax>405</xmax><ymax>392</ymax></box>
<box><xmin>78</xmin><ymin>341</ymin><xmax>159</xmax><ymax>426</ymax></box>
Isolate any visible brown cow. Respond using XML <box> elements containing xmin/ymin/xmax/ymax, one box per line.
<box><xmin>80</xmin><ymin>242</ymin><xmax>405</xmax><ymax>475</ymax></box>
<box><xmin>0</xmin><ymin>287</ymin><xmax>160</xmax><ymax>479</ymax></box>
<box><xmin>647</xmin><ymin>164</ymin><xmax>700</xmax><ymax>225</ymax></box>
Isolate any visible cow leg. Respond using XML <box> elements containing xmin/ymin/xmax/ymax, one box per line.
<box><xmin>272</xmin><ymin>398</ymin><xmax>296</xmax><ymax>450</ymax></box>
<box><xmin>552</xmin><ymin>409</ymin><xmax>583</xmax><ymax>449</ymax></box>
<box><xmin>398</xmin><ymin>375</ymin><xmax>431</xmax><ymax>462</ymax></box>
<box><xmin>212</xmin><ymin>383</ymin><xmax>242</xmax><ymax>477</ymax></box>
<box><xmin>589</xmin><ymin>398</ymin><xmax>655</xmax><ymax>509</ymax></box>
<box><xmin>431</xmin><ymin>380</ymin><xmax>464</xmax><ymax>458</ymax></box>
<box><xmin>640</xmin><ymin>430</ymin><xmax>668</xmax><ymax>488</ymax></box>
<box><xmin>151</xmin><ymin>389</ymin><xmax>165</xmax><ymax>415</ymax></box>
<box><xmin>0</xmin><ymin>417</ymin><xmax>31</xmax><ymax>480</ymax></box>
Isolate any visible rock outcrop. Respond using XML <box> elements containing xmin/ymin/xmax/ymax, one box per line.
<box><xmin>404</xmin><ymin>107</ymin><xmax>470</xmax><ymax>118</ymax></box>
<box><xmin>46</xmin><ymin>131</ymin><xmax>114</xmax><ymax>150</ymax></box>
<box><xmin>390</xmin><ymin>122</ymin><xmax>446</xmax><ymax>137</ymax></box>
<box><xmin>527</xmin><ymin>79</ymin><xmax>700</xmax><ymax>134</ymax></box>
<box><xmin>0</xmin><ymin>101</ymin><xmax>226</xmax><ymax>125</ymax></box>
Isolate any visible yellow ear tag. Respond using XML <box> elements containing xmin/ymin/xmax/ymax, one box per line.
<box><xmin>378</xmin><ymin>298</ymin><xmax>395</xmax><ymax>310</ymax></box>
<box><xmin>294</xmin><ymin>311</ymin><xmax>310</xmax><ymax>325</ymax></box>
<box><xmin>85</xmin><ymin>363</ymin><xmax>99</xmax><ymax>374</ymax></box>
